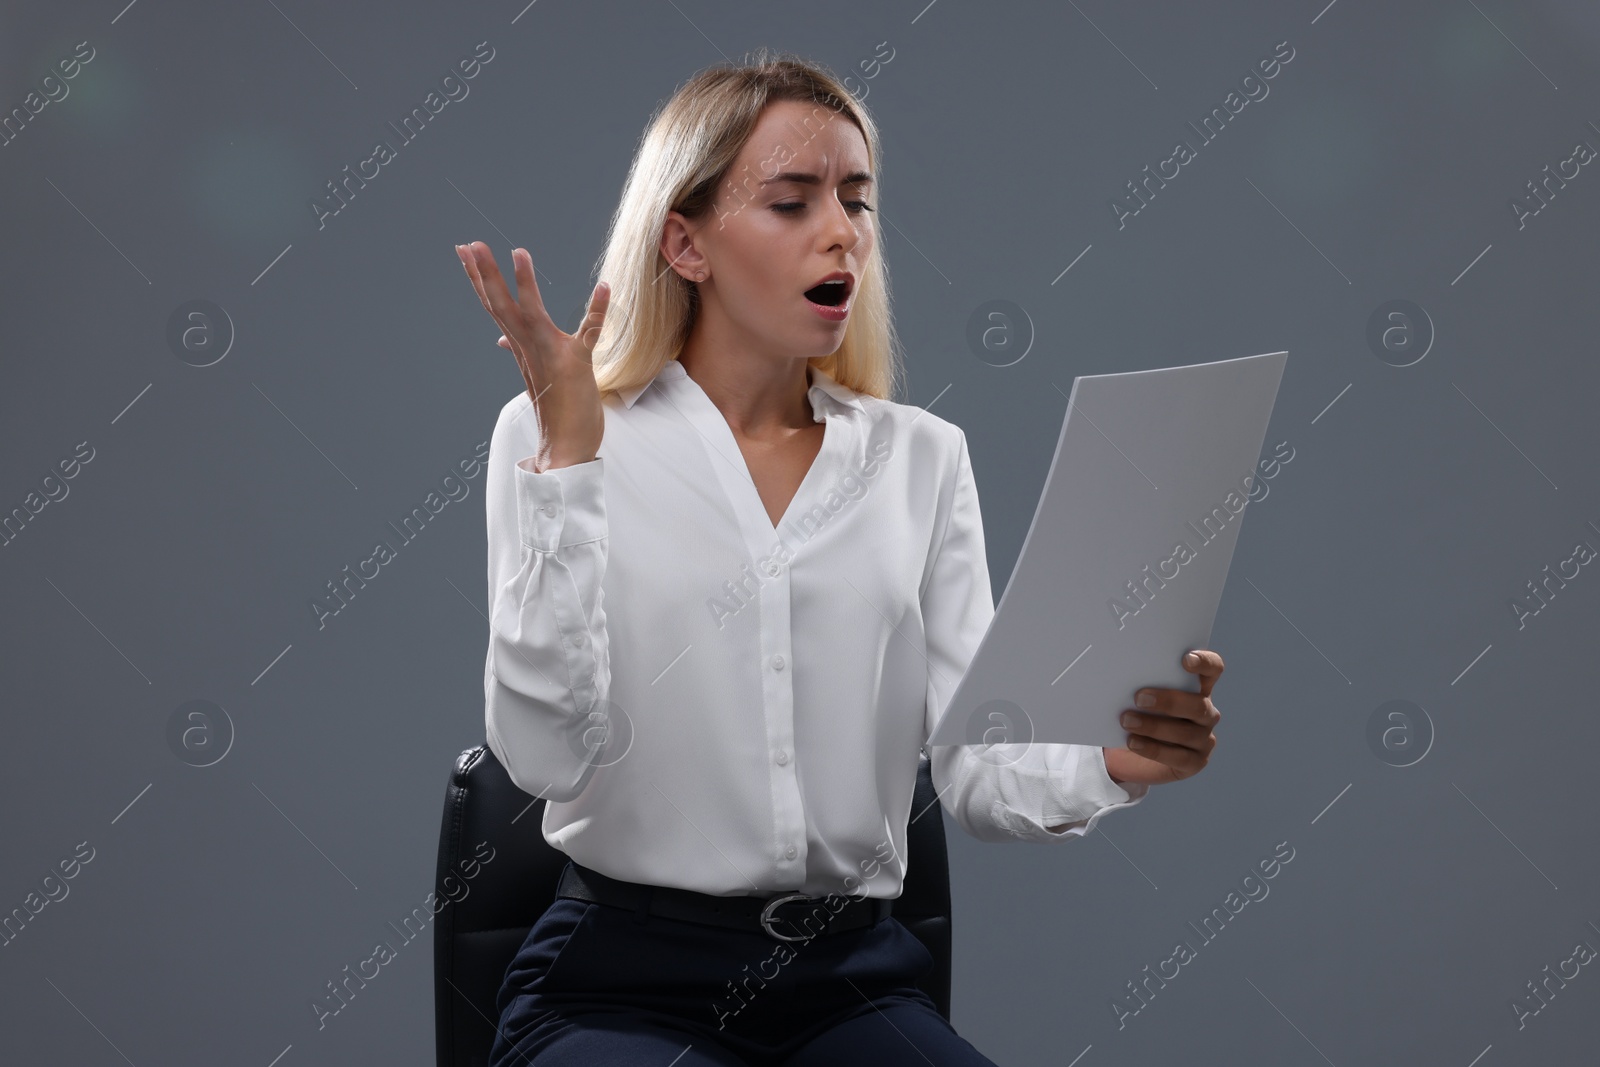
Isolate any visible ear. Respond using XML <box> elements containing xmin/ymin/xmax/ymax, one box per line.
<box><xmin>660</xmin><ymin>210</ymin><xmax>708</xmax><ymax>283</ymax></box>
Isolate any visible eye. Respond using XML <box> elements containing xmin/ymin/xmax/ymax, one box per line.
<box><xmin>771</xmin><ymin>200</ymin><xmax>876</xmax><ymax>215</ymax></box>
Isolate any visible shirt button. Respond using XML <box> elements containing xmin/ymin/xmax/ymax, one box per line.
<box><xmin>771</xmin><ymin>654</ymin><xmax>786</xmax><ymax>671</ymax></box>
<box><xmin>776</xmin><ymin>750</ymin><xmax>788</xmax><ymax>765</ymax></box>
<box><xmin>572</xmin><ymin>633</ymin><xmax>585</xmax><ymax>647</ymax></box>
<box><xmin>541</xmin><ymin>505</ymin><xmax>556</xmax><ymax>516</ymax></box>
<box><xmin>785</xmin><ymin>845</ymin><xmax>797</xmax><ymax>860</ymax></box>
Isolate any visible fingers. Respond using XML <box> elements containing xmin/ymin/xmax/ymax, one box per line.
<box><xmin>457</xmin><ymin>242</ymin><xmax>528</xmax><ymax>344</ymax></box>
<box><xmin>1182</xmin><ymin>648</ymin><xmax>1225</xmax><ymax>698</ymax></box>
<box><xmin>458</xmin><ymin>244</ymin><xmax>540</xmax><ymax>402</ymax></box>
<box><xmin>1122</xmin><ymin>702</ymin><xmax>1216</xmax><ymax>750</ymax></box>
<box><xmin>1131</xmin><ymin>686</ymin><xmax>1219</xmax><ymax>726</ymax></box>
<box><xmin>574</xmin><ymin>281</ymin><xmax>612</xmax><ymax>357</ymax></box>
<box><xmin>458</xmin><ymin>244</ymin><xmax>521</xmax><ymax>368</ymax></box>
<box><xmin>1124</xmin><ymin>734</ymin><xmax>1210</xmax><ymax>775</ymax></box>
<box><xmin>510</xmin><ymin>246</ymin><xmax>551</xmax><ymax>323</ymax></box>
<box><xmin>455</xmin><ymin>243</ymin><xmax>493</xmax><ymax>315</ymax></box>
<box><xmin>1115</xmin><ymin>649</ymin><xmax>1225</xmax><ymax>782</ymax></box>
<box><xmin>458</xmin><ymin>243</ymin><xmax>555</xmax><ymax>405</ymax></box>
<box><xmin>467</xmin><ymin>241</ymin><xmax>517</xmax><ymax>320</ymax></box>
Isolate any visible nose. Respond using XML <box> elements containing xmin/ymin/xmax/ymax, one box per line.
<box><xmin>821</xmin><ymin>194</ymin><xmax>861</xmax><ymax>252</ymax></box>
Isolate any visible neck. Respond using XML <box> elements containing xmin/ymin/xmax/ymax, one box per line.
<box><xmin>677</xmin><ymin>321</ymin><xmax>814</xmax><ymax>435</ymax></box>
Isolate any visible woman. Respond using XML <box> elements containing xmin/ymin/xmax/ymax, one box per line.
<box><xmin>456</xmin><ymin>50</ymin><xmax>1224</xmax><ymax>1067</ymax></box>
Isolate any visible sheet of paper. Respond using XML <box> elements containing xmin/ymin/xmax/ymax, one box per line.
<box><xmin>928</xmin><ymin>350</ymin><xmax>1288</xmax><ymax>750</ymax></box>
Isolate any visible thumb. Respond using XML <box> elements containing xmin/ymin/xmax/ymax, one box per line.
<box><xmin>575</xmin><ymin>281</ymin><xmax>612</xmax><ymax>354</ymax></box>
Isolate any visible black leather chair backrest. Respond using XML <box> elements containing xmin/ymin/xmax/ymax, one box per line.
<box><xmin>433</xmin><ymin>744</ymin><xmax>952</xmax><ymax>1067</ymax></box>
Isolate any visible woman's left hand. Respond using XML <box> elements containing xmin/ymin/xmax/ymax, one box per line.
<box><xmin>1102</xmin><ymin>649</ymin><xmax>1224</xmax><ymax>786</ymax></box>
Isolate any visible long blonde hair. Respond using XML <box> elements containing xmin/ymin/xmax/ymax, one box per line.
<box><xmin>585</xmin><ymin>48</ymin><xmax>901</xmax><ymax>404</ymax></box>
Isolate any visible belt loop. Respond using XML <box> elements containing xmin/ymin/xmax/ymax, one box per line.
<box><xmin>633</xmin><ymin>883</ymin><xmax>652</xmax><ymax>926</ymax></box>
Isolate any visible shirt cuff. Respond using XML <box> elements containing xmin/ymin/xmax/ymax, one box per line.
<box><xmin>514</xmin><ymin>457</ymin><xmax>606</xmax><ymax>552</ymax></box>
<box><xmin>1039</xmin><ymin>745</ymin><xmax>1150</xmax><ymax>837</ymax></box>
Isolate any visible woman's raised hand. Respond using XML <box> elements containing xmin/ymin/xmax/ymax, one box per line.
<box><xmin>455</xmin><ymin>241</ymin><xmax>609</xmax><ymax>470</ymax></box>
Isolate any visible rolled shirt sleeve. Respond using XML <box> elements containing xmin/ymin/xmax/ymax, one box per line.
<box><xmin>483</xmin><ymin>396</ymin><xmax>612</xmax><ymax>803</ymax></box>
<box><xmin>921</xmin><ymin>424</ymin><xmax>1150</xmax><ymax>843</ymax></box>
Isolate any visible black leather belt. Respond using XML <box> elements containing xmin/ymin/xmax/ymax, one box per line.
<box><xmin>555</xmin><ymin>861</ymin><xmax>891</xmax><ymax>942</ymax></box>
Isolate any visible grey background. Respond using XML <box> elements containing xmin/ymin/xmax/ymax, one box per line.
<box><xmin>3</xmin><ymin>0</ymin><xmax>1597</xmax><ymax>1063</ymax></box>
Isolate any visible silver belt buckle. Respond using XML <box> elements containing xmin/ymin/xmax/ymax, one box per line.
<box><xmin>759</xmin><ymin>891</ymin><xmax>816</xmax><ymax>942</ymax></box>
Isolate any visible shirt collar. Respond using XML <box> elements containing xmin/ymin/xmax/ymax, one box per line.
<box><xmin>618</xmin><ymin>360</ymin><xmax>866</xmax><ymax>419</ymax></box>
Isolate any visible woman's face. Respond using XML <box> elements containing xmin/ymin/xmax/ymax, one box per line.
<box><xmin>666</xmin><ymin>98</ymin><xmax>876</xmax><ymax>362</ymax></box>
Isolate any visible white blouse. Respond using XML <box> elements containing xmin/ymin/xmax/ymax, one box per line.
<box><xmin>482</xmin><ymin>359</ymin><xmax>1148</xmax><ymax>899</ymax></box>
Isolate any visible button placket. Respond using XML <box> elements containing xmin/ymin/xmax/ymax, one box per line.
<box><xmin>670</xmin><ymin>367</ymin><xmax>860</xmax><ymax>877</ymax></box>
<box><xmin>759</xmin><ymin>539</ymin><xmax>803</xmax><ymax>871</ymax></box>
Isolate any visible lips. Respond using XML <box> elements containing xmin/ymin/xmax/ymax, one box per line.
<box><xmin>803</xmin><ymin>271</ymin><xmax>854</xmax><ymax>307</ymax></box>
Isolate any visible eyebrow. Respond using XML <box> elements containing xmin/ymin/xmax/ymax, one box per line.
<box><xmin>759</xmin><ymin>170</ymin><xmax>874</xmax><ymax>187</ymax></box>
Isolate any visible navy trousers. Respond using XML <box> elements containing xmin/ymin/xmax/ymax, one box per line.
<box><xmin>488</xmin><ymin>879</ymin><xmax>999</xmax><ymax>1066</ymax></box>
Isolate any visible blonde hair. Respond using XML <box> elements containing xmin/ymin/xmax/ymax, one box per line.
<box><xmin>585</xmin><ymin>47</ymin><xmax>901</xmax><ymax>404</ymax></box>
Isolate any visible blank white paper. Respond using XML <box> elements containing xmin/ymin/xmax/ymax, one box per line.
<box><xmin>928</xmin><ymin>350</ymin><xmax>1289</xmax><ymax>750</ymax></box>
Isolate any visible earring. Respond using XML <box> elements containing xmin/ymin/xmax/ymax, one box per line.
<box><xmin>695</xmin><ymin>270</ymin><xmax>705</xmax><ymax>280</ymax></box>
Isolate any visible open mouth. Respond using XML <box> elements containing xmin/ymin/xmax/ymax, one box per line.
<box><xmin>803</xmin><ymin>280</ymin><xmax>850</xmax><ymax>307</ymax></box>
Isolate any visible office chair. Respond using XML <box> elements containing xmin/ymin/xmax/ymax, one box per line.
<box><xmin>433</xmin><ymin>744</ymin><xmax>953</xmax><ymax>1067</ymax></box>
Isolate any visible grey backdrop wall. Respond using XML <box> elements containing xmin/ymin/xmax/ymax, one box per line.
<box><xmin>4</xmin><ymin>0</ymin><xmax>1598</xmax><ymax>1063</ymax></box>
